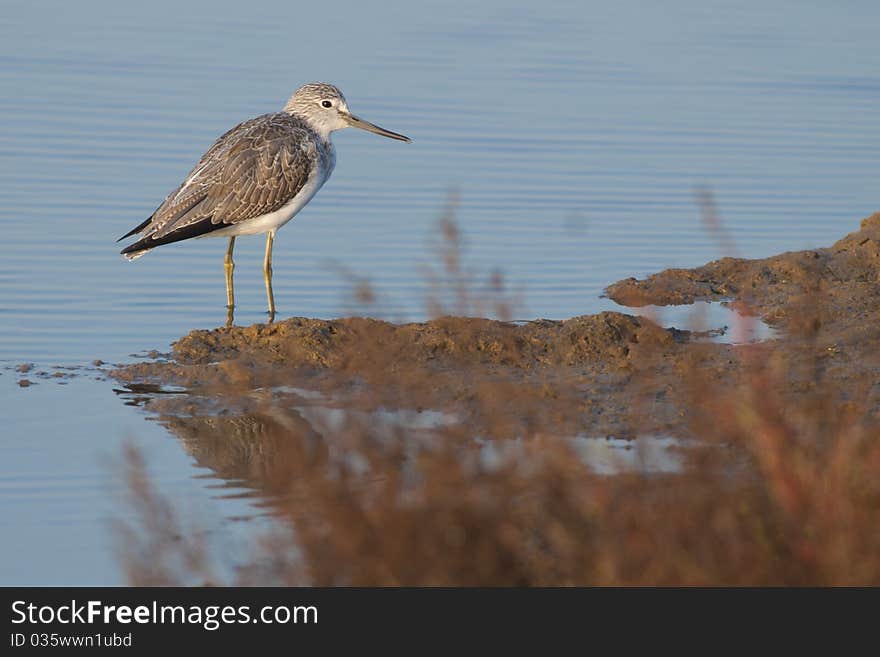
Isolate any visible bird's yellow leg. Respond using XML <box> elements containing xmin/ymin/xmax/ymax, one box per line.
<box><xmin>224</xmin><ymin>237</ymin><xmax>236</xmax><ymax>308</ymax></box>
<box><xmin>224</xmin><ymin>237</ymin><xmax>236</xmax><ymax>326</ymax></box>
<box><xmin>263</xmin><ymin>231</ymin><xmax>276</xmax><ymax>322</ymax></box>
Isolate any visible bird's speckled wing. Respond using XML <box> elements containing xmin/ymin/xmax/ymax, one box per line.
<box><xmin>120</xmin><ymin>112</ymin><xmax>324</xmax><ymax>253</ymax></box>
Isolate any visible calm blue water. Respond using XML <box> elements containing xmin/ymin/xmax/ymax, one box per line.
<box><xmin>1</xmin><ymin>0</ymin><xmax>878</xmax><ymax>583</ymax></box>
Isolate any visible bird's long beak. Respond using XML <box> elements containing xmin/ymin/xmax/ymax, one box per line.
<box><xmin>345</xmin><ymin>113</ymin><xmax>411</xmax><ymax>143</ymax></box>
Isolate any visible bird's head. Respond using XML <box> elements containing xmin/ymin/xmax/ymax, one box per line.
<box><xmin>284</xmin><ymin>82</ymin><xmax>411</xmax><ymax>143</ymax></box>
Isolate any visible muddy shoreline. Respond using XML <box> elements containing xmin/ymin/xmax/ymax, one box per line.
<box><xmin>113</xmin><ymin>213</ymin><xmax>880</xmax><ymax>472</ymax></box>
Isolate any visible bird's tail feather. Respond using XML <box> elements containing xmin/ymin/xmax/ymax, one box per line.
<box><xmin>122</xmin><ymin>248</ymin><xmax>151</xmax><ymax>261</ymax></box>
<box><xmin>118</xmin><ymin>215</ymin><xmax>154</xmax><ymax>242</ymax></box>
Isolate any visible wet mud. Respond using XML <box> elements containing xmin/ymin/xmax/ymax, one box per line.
<box><xmin>114</xmin><ymin>311</ymin><xmax>685</xmax><ymax>441</ymax></box>
<box><xmin>7</xmin><ymin>362</ymin><xmax>108</xmax><ymax>386</ymax></box>
<box><xmin>606</xmin><ymin>212</ymin><xmax>880</xmax><ymax>339</ymax></box>
<box><xmin>112</xmin><ymin>214</ymin><xmax>880</xmax><ymax>489</ymax></box>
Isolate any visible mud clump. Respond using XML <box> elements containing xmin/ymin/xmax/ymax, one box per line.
<box><xmin>114</xmin><ymin>312</ymin><xmax>682</xmax><ymax>439</ymax></box>
<box><xmin>168</xmin><ymin>311</ymin><xmax>673</xmax><ymax>370</ymax></box>
<box><xmin>606</xmin><ymin>212</ymin><xmax>880</xmax><ymax>332</ymax></box>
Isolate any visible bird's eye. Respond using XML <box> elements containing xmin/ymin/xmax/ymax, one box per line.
<box><xmin>321</xmin><ymin>100</ymin><xmax>332</xmax><ymax>108</ymax></box>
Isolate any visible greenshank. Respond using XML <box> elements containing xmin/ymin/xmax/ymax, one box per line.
<box><xmin>119</xmin><ymin>82</ymin><xmax>410</xmax><ymax>323</ymax></box>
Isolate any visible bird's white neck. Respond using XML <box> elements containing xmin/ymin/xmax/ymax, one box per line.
<box><xmin>285</xmin><ymin>107</ymin><xmax>347</xmax><ymax>144</ymax></box>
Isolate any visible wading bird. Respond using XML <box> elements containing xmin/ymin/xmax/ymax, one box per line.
<box><xmin>119</xmin><ymin>82</ymin><xmax>410</xmax><ymax>324</ymax></box>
